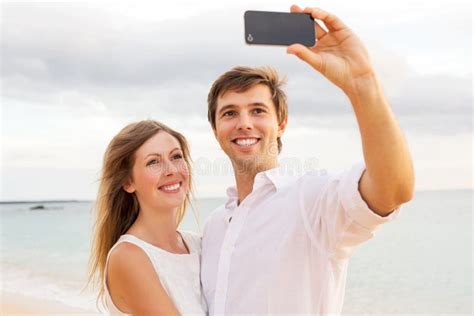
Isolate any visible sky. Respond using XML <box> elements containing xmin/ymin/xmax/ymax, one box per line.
<box><xmin>1</xmin><ymin>0</ymin><xmax>472</xmax><ymax>200</ymax></box>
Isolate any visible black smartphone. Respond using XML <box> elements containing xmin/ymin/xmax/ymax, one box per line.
<box><xmin>244</xmin><ymin>10</ymin><xmax>315</xmax><ymax>46</ymax></box>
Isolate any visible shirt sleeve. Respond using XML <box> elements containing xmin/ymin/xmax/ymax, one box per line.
<box><xmin>300</xmin><ymin>162</ymin><xmax>401</xmax><ymax>260</ymax></box>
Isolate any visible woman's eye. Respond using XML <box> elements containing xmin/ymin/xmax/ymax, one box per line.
<box><xmin>172</xmin><ymin>154</ymin><xmax>183</xmax><ymax>160</ymax></box>
<box><xmin>147</xmin><ymin>159</ymin><xmax>158</xmax><ymax>166</ymax></box>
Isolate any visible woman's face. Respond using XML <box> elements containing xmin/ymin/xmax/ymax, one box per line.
<box><xmin>124</xmin><ymin>131</ymin><xmax>189</xmax><ymax>213</ymax></box>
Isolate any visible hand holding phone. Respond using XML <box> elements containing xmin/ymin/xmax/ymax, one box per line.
<box><xmin>244</xmin><ymin>10</ymin><xmax>316</xmax><ymax>47</ymax></box>
<box><xmin>286</xmin><ymin>5</ymin><xmax>376</xmax><ymax>95</ymax></box>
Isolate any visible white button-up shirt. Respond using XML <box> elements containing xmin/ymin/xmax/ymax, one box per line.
<box><xmin>201</xmin><ymin>163</ymin><xmax>400</xmax><ymax>315</ymax></box>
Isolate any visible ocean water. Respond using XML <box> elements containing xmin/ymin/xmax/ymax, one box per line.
<box><xmin>1</xmin><ymin>191</ymin><xmax>472</xmax><ymax>314</ymax></box>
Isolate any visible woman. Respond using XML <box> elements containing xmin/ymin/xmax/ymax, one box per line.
<box><xmin>88</xmin><ymin>120</ymin><xmax>207</xmax><ymax>315</ymax></box>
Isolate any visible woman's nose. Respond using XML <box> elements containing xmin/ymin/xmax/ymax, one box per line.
<box><xmin>162</xmin><ymin>159</ymin><xmax>178</xmax><ymax>175</ymax></box>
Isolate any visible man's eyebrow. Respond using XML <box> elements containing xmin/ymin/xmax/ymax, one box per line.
<box><xmin>218</xmin><ymin>102</ymin><xmax>270</xmax><ymax>115</ymax></box>
<box><xmin>249</xmin><ymin>102</ymin><xmax>270</xmax><ymax>108</ymax></box>
<box><xmin>217</xmin><ymin>104</ymin><xmax>236</xmax><ymax>115</ymax></box>
<box><xmin>143</xmin><ymin>148</ymin><xmax>181</xmax><ymax>160</ymax></box>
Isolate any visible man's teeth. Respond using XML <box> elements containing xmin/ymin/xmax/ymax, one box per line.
<box><xmin>161</xmin><ymin>183</ymin><xmax>180</xmax><ymax>191</ymax></box>
<box><xmin>235</xmin><ymin>138</ymin><xmax>258</xmax><ymax>146</ymax></box>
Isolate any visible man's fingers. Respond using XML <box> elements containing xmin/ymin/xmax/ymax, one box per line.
<box><xmin>287</xmin><ymin>44</ymin><xmax>323</xmax><ymax>71</ymax></box>
<box><xmin>290</xmin><ymin>4</ymin><xmax>304</xmax><ymax>13</ymax></box>
<box><xmin>303</xmin><ymin>7</ymin><xmax>347</xmax><ymax>32</ymax></box>
<box><xmin>315</xmin><ymin>21</ymin><xmax>327</xmax><ymax>41</ymax></box>
<box><xmin>291</xmin><ymin>5</ymin><xmax>326</xmax><ymax>42</ymax></box>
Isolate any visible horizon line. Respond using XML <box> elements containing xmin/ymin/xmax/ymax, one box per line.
<box><xmin>1</xmin><ymin>188</ymin><xmax>473</xmax><ymax>204</ymax></box>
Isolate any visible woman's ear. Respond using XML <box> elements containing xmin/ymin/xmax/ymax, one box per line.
<box><xmin>123</xmin><ymin>179</ymin><xmax>136</xmax><ymax>193</ymax></box>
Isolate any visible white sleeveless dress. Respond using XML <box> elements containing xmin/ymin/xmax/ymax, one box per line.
<box><xmin>103</xmin><ymin>231</ymin><xmax>208</xmax><ymax>315</ymax></box>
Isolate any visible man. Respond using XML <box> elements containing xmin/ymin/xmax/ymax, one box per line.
<box><xmin>201</xmin><ymin>5</ymin><xmax>414</xmax><ymax>315</ymax></box>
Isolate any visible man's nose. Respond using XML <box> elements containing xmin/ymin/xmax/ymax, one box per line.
<box><xmin>236</xmin><ymin>112</ymin><xmax>253</xmax><ymax>130</ymax></box>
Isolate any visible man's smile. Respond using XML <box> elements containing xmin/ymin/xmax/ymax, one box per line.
<box><xmin>231</xmin><ymin>137</ymin><xmax>261</xmax><ymax>148</ymax></box>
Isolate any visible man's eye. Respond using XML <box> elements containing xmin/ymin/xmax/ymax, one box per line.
<box><xmin>223</xmin><ymin>111</ymin><xmax>236</xmax><ymax>117</ymax></box>
<box><xmin>254</xmin><ymin>108</ymin><xmax>265</xmax><ymax>114</ymax></box>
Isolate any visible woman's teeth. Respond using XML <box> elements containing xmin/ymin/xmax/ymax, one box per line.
<box><xmin>160</xmin><ymin>183</ymin><xmax>180</xmax><ymax>191</ymax></box>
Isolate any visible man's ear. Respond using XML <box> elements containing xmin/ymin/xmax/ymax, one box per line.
<box><xmin>277</xmin><ymin>117</ymin><xmax>288</xmax><ymax>138</ymax></box>
<box><xmin>213</xmin><ymin>126</ymin><xmax>218</xmax><ymax>139</ymax></box>
<box><xmin>123</xmin><ymin>179</ymin><xmax>136</xmax><ymax>193</ymax></box>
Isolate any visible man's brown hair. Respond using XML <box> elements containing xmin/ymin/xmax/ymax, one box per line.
<box><xmin>207</xmin><ymin>66</ymin><xmax>288</xmax><ymax>153</ymax></box>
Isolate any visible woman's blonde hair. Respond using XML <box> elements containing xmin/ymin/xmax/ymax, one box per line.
<box><xmin>87</xmin><ymin>119</ymin><xmax>193</xmax><ymax>305</ymax></box>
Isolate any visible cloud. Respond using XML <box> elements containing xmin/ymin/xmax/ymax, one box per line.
<box><xmin>1</xmin><ymin>1</ymin><xmax>472</xmax><ymax>199</ymax></box>
<box><xmin>2</xmin><ymin>2</ymin><xmax>472</xmax><ymax>134</ymax></box>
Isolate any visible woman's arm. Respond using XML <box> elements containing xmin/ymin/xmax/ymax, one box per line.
<box><xmin>107</xmin><ymin>242</ymin><xmax>180</xmax><ymax>316</ymax></box>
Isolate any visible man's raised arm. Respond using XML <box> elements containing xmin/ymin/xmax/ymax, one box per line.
<box><xmin>287</xmin><ymin>5</ymin><xmax>415</xmax><ymax>216</ymax></box>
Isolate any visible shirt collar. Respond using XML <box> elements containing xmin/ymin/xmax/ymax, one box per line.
<box><xmin>260</xmin><ymin>165</ymin><xmax>296</xmax><ymax>191</ymax></box>
<box><xmin>225</xmin><ymin>186</ymin><xmax>238</xmax><ymax>209</ymax></box>
<box><xmin>224</xmin><ymin>165</ymin><xmax>301</xmax><ymax>209</ymax></box>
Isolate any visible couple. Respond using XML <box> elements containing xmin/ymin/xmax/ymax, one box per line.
<box><xmin>88</xmin><ymin>5</ymin><xmax>414</xmax><ymax>315</ymax></box>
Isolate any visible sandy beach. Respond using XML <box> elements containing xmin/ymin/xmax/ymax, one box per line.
<box><xmin>1</xmin><ymin>293</ymin><xmax>99</xmax><ymax>315</ymax></box>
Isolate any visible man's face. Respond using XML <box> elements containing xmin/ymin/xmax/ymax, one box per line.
<box><xmin>214</xmin><ymin>84</ymin><xmax>287</xmax><ymax>173</ymax></box>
